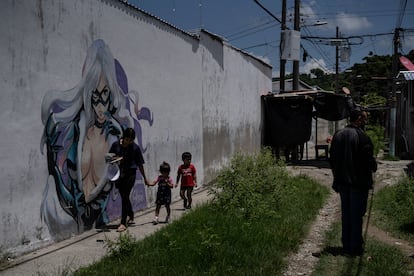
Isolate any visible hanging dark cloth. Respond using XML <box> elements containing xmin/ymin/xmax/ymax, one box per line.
<box><xmin>263</xmin><ymin>96</ymin><xmax>313</xmax><ymax>147</ymax></box>
<box><xmin>313</xmin><ymin>93</ymin><xmax>353</xmax><ymax>121</ymax></box>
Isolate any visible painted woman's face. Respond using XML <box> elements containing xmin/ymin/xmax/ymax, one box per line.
<box><xmin>91</xmin><ymin>75</ymin><xmax>111</xmax><ymax>123</ymax></box>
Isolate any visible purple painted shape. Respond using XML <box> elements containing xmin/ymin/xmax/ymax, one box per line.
<box><xmin>106</xmin><ymin>186</ymin><xmax>121</xmax><ymax>221</ymax></box>
<box><xmin>115</xmin><ymin>59</ymin><xmax>128</xmax><ymax>95</ymax></box>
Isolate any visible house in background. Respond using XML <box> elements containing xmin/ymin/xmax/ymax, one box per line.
<box><xmin>396</xmin><ymin>70</ymin><xmax>414</xmax><ymax>159</ymax></box>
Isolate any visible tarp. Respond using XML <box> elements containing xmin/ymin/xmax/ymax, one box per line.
<box><xmin>263</xmin><ymin>96</ymin><xmax>313</xmax><ymax>146</ymax></box>
<box><xmin>313</xmin><ymin>93</ymin><xmax>352</xmax><ymax>121</ymax></box>
<box><xmin>262</xmin><ymin>92</ymin><xmax>352</xmax><ymax>147</ymax></box>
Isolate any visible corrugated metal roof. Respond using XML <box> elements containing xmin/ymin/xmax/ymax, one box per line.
<box><xmin>263</xmin><ymin>90</ymin><xmax>335</xmax><ymax>99</ymax></box>
<box><xmin>398</xmin><ymin>71</ymin><xmax>414</xmax><ymax>80</ymax></box>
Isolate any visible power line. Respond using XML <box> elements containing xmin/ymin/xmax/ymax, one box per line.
<box><xmin>226</xmin><ymin>19</ymin><xmax>275</xmax><ymax>39</ymax></box>
<box><xmin>253</xmin><ymin>0</ymin><xmax>282</xmax><ymax>25</ymax></box>
<box><xmin>236</xmin><ymin>1</ymin><xmax>414</xmax><ymax>76</ymax></box>
<box><xmin>396</xmin><ymin>0</ymin><xmax>408</xmax><ymax>29</ymax></box>
<box><xmin>228</xmin><ymin>22</ymin><xmax>279</xmax><ymax>42</ymax></box>
<box><xmin>301</xmin><ymin>26</ymin><xmax>335</xmax><ymax>69</ymax></box>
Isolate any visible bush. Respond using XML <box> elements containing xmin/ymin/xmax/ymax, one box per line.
<box><xmin>76</xmin><ymin>148</ymin><xmax>329</xmax><ymax>275</ymax></box>
<box><xmin>104</xmin><ymin>231</ymin><xmax>137</xmax><ymax>260</ymax></box>
<box><xmin>208</xmin><ymin>148</ymin><xmax>288</xmax><ymax>220</ymax></box>
<box><xmin>365</xmin><ymin>124</ymin><xmax>384</xmax><ymax>157</ymax></box>
<box><xmin>373</xmin><ymin>177</ymin><xmax>414</xmax><ymax>240</ymax></box>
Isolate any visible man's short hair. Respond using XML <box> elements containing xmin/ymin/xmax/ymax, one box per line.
<box><xmin>349</xmin><ymin>108</ymin><xmax>363</xmax><ymax>123</ymax></box>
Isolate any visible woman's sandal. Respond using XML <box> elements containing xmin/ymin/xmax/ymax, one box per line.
<box><xmin>127</xmin><ymin>219</ymin><xmax>135</xmax><ymax>225</ymax></box>
<box><xmin>116</xmin><ymin>224</ymin><xmax>127</xmax><ymax>232</ymax></box>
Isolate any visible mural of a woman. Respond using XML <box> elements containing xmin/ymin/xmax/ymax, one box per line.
<box><xmin>40</xmin><ymin>39</ymin><xmax>152</xmax><ymax>236</ymax></box>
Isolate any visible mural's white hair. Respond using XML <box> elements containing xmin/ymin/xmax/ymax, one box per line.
<box><xmin>41</xmin><ymin>39</ymin><xmax>128</xmax><ymax>135</ymax></box>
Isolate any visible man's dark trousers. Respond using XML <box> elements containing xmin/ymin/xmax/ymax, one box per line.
<box><xmin>339</xmin><ymin>187</ymin><xmax>369</xmax><ymax>255</ymax></box>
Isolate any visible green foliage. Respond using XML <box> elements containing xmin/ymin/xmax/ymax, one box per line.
<box><xmin>103</xmin><ymin>231</ymin><xmax>137</xmax><ymax>260</ymax></box>
<box><xmin>373</xmin><ymin>177</ymin><xmax>414</xmax><ymax>242</ymax></box>
<box><xmin>197</xmin><ymin>225</ymin><xmax>221</xmax><ymax>264</ymax></box>
<box><xmin>297</xmin><ymin>54</ymin><xmax>396</xmax><ymax>131</ymax></box>
<box><xmin>75</xmin><ymin>149</ymin><xmax>329</xmax><ymax>275</ymax></box>
<box><xmin>360</xmin><ymin>93</ymin><xmax>387</xmax><ymax>107</ymax></box>
<box><xmin>208</xmin><ymin>148</ymin><xmax>288</xmax><ymax>220</ymax></box>
<box><xmin>365</xmin><ymin>124</ymin><xmax>384</xmax><ymax>157</ymax></box>
<box><xmin>312</xmin><ymin>222</ymin><xmax>411</xmax><ymax>276</ymax></box>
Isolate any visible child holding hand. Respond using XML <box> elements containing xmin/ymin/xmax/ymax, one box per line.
<box><xmin>147</xmin><ymin>161</ymin><xmax>174</xmax><ymax>224</ymax></box>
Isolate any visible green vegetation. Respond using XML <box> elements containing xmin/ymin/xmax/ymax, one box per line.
<box><xmin>372</xmin><ymin>177</ymin><xmax>414</xmax><ymax>243</ymax></box>
<box><xmin>314</xmin><ymin>174</ymin><xmax>414</xmax><ymax>275</ymax></box>
<box><xmin>312</xmin><ymin>222</ymin><xmax>411</xmax><ymax>276</ymax></box>
<box><xmin>74</xmin><ymin>150</ymin><xmax>414</xmax><ymax>275</ymax></box>
<box><xmin>75</xmin><ymin>149</ymin><xmax>329</xmax><ymax>275</ymax></box>
<box><xmin>365</xmin><ymin>124</ymin><xmax>385</xmax><ymax>157</ymax></box>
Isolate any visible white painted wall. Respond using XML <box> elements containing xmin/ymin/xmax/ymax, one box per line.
<box><xmin>0</xmin><ymin>0</ymin><xmax>271</xmax><ymax>256</ymax></box>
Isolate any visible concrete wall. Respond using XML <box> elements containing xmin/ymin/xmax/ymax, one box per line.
<box><xmin>0</xmin><ymin>0</ymin><xmax>271</xmax><ymax>256</ymax></box>
<box><xmin>201</xmin><ymin>33</ymin><xmax>270</xmax><ymax>182</ymax></box>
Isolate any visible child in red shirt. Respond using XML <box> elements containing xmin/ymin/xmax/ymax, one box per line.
<box><xmin>175</xmin><ymin>152</ymin><xmax>197</xmax><ymax>209</ymax></box>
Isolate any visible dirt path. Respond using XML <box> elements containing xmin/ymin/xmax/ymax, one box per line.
<box><xmin>282</xmin><ymin>160</ymin><xmax>414</xmax><ymax>275</ymax></box>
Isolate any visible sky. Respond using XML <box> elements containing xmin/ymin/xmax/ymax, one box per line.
<box><xmin>126</xmin><ymin>0</ymin><xmax>414</xmax><ymax>77</ymax></box>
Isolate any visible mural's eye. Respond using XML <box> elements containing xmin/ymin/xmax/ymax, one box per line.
<box><xmin>91</xmin><ymin>89</ymin><xmax>101</xmax><ymax>106</ymax></box>
<box><xmin>92</xmin><ymin>89</ymin><xmax>100</xmax><ymax>100</ymax></box>
<box><xmin>102</xmin><ymin>87</ymin><xmax>110</xmax><ymax>96</ymax></box>
<box><xmin>102</xmin><ymin>88</ymin><xmax>110</xmax><ymax>100</ymax></box>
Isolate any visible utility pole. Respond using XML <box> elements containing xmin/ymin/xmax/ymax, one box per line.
<box><xmin>292</xmin><ymin>0</ymin><xmax>300</xmax><ymax>91</ymax></box>
<box><xmin>280</xmin><ymin>0</ymin><xmax>286</xmax><ymax>93</ymax></box>
<box><xmin>253</xmin><ymin>0</ymin><xmax>286</xmax><ymax>93</ymax></box>
<box><xmin>390</xmin><ymin>28</ymin><xmax>401</xmax><ymax>157</ymax></box>
<box><xmin>335</xmin><ymin>26</ymin><xmax>339</xmax><ymax>94</ymax></box>
<box><xmin>333</xmin><ymin>26</ymin><xmax>340</xmax><ymax>133</ymax></box>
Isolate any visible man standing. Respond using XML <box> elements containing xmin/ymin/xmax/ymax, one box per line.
<box><xmin>329</xmin><ymin>109</ymin><xmax>377</xmax><ymax>256</ymax></box>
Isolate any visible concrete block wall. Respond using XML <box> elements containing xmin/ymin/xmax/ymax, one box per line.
<box><xmin>0</xmin><ymin>0</ymin><xmax>271</xmax><ymax>256</ymax></box>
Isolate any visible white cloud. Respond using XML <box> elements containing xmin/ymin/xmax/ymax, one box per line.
<box><xmin>335</xmin><ymin>12</ymin><xmax>372</xmax><ymax>33</ymax></box>
<box><xmin>299</xmin><ymin>3</ymin><xmax>328</xmax><ymax>27</ymax></box>
<box><xmin>300</xmin><ymin>58</ymin><xmax>331</xmax><ymax>75</ymax></box>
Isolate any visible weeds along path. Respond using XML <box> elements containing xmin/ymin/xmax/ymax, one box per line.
<box><xmin>367</xmin><ymin>159</ymin><xmax>414</xmax><ymax>258</ymax></box>
<box><xmin>282</xmin><ymin>160</ymin><xmax>413</xmax><ymax>275</ymax></box>
<box><xmin>283</xmin><ymin>162</ymin><xmax>339</xmax><ymax>275</ymax></box>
